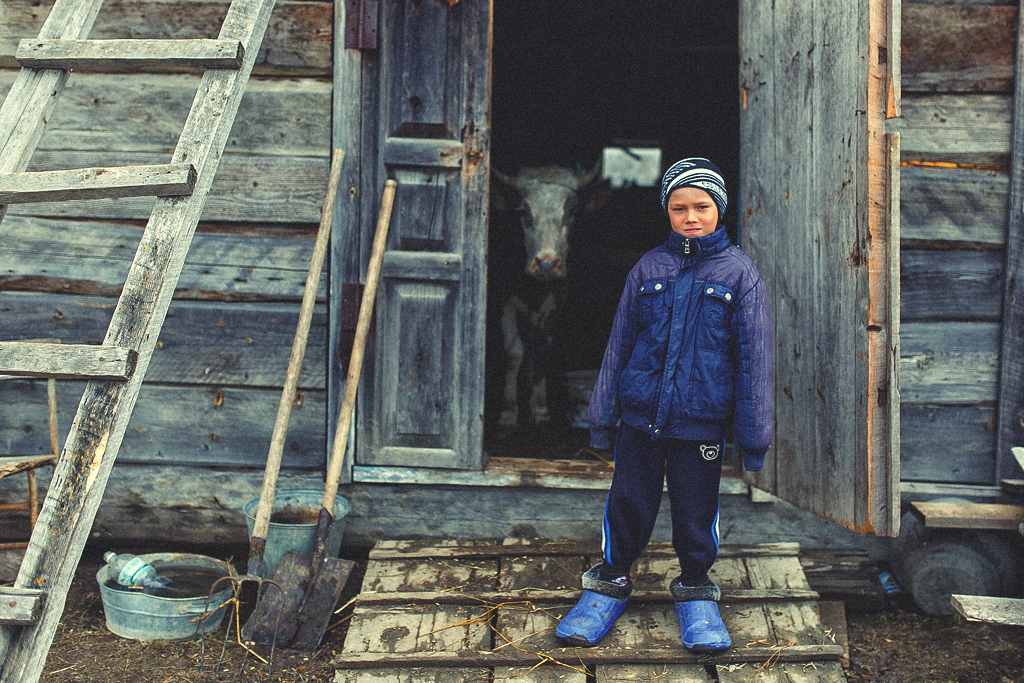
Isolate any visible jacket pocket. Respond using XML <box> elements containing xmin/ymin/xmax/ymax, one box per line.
<box><xmin>689</xmin><ymin>348</ymin><xmax>734</xmax><ymax>417</ymax></box>
<box><xmin>697</xmin><ymin>281</ymin><xmax>735</xmax><ymax>351</ymax></box>
<box><xmin>636</xmin><ymin>277</ymin><xmax>671</xmax><ymax>330</ymax></box>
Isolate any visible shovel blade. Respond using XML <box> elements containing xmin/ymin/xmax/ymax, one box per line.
<box><xmin>243</xmin><ymin>552</ymin><xmax>355</xmax><ymax>651</ymax></box>
<box><xmin>290</xmin><ymin>557</ymin><xmax>356</xmax><ymax>651</ymax></box>
<box><xmin>243</xmin><ymin>550</ymin><xmax>314</xmax><ymax>646</ymax></box>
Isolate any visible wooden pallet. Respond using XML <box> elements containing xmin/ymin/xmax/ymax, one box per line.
<box><xmin>333</xmin><ymin>539</ymin><xmax>848</xmax><ymax>682</ymax></box>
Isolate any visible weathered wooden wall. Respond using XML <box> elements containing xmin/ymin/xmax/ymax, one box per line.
<box><xmin>0</xmin><ymin>0</ymin><xmax>333</xmax><ymax>469</ymax></box>
<box><xmin>1</xmin><ymin>0</ymin><xmax>1019</xmax><ymax>547</ymax></box>
<box><xmin>899</xmin><ymin>0</ymin><xmax>1017</xmax><ymax>488</ymax></box>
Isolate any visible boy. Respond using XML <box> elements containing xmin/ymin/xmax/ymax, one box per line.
<box><xmin>556</xmin><ymin>158</ymin><xmax>773</xmax><ymax>651</ymax></box>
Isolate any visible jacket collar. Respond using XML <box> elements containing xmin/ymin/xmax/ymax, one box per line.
<box><xmin>665</xmin><ymin>225</ymin><xmax>732</xmax><ymax>257</ymax></box>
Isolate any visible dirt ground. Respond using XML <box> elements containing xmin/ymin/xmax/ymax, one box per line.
<box><xmin>26</xmin><ymin>544</ymin><xmax>1023</xmax><ymax>683</ymax></box>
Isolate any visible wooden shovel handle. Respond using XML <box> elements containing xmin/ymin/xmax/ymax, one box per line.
<box><xmin>323</xmin><ymin>179</ymin><xmax>397</xmax><ymax>510</ymax></box>
<box><xmin>251</xmin><ymin>149</ymin><xmax>345</xmax><ymax>543</ymax></box>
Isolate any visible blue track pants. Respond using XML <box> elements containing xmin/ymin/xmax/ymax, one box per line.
<box><xmin>601</xmin><ymin>423</ymin><xmax>724</xmax><ymax>585</ymax></box>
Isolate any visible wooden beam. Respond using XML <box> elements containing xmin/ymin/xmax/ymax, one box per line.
<box><xmin>899</xmin><ymin>94</ymin><xmax>1013</xmax><ymax>157</ymax></box>
<box><xmin>899</xmin><ymin>322</ymin><xmax>1000</xmax><ymax>404</ymax></box>
<box><xmin>951</xmin><ymin>594</ymin><xmax>1024</xmax><ymax>626</ymax></box>
<box><xmin>0</xmin><ymin>342</ymin><xmax>136</xmax><ymax>380</ymax></box>
<box><xmin>901</xmin><ymin>405</ymin><xmax>997</xmax><ymax>486</ymax></box>
<box><xmin>0</xmin><ymin>294</ymin><xmax>328</xmax><ymax>388</ymax></box>
<box><xmin>332</xmin><ymin>645</ymin><xmax>847</xmax><ymax>669</ymax></box>
<box><xmin>0</xmin><ymin>164</ymin><xmax>196</xmax><ymax>203</ymax></box>
<box><xmin>329</xmin><ymin>0</ymin><xmax>364</xmax><ymax>486</ymax></box>
<box><xmin>996</xmin><ymin>0</ymin><xmax>1024</xmax><ymax>489</ymax></box>
<box><xmin>352</xmin><ymin>587</ymin><xmax>821</xmax><ymax>606</ymax></box>
<box><xmin>8</xmin><ymin>152</ymin><xmax>330</xmax><ymax>222</ymax></box>
<box><xmin>366</xmin><ymin>539</ymin><xmax>802</xmax><ymax>561</ymax></box>
<box><xmin>0</xmin><ymin>72</ymin><xmax>332</xmax><ymax>158</ymax></box>
<box><xmin>900</xmin><ymin>250</ymin><xmax>1004</xmax><ymax>322</ymax></box>
<box><xmin>0</xmin><ymin>589</ymin><xmax>44</xmax><ymax>627</ymax></box>
<box><xmin>902</xmin><ymin>4</ymin><xmax>1017</xmax><ymax>94</ymax></box>
<box><xmin>900</xmin><ymin>164</ymin><xmax>1008</xmax><ymax>245</ymax></box>
<box><xmin>909</xmin><ymin>501</ymin><xmax>1024</xmax><ymax>530</ymax></box>
<box><xmin>0</xmin><ymin>1</ymin><xmax>279</xmax><ymax>680</ymax></box>
<box><xmin>0</xmin><ymin>1</ymin><xmax>334</xmax><ymax>76</ymax></box>
<box><xmin>1</xmin><ymin>381</ymin><xmax>327</xmax><ymax>469</ymax></box>
<box><xmin>16</xmin><ymin>38</ymin><xmax>244</xmax><ymax>71</ymax></box>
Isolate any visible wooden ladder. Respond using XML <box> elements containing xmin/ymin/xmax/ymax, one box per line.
<box><xmin>0</xmin><ymin>1</ymin><xmax>278</xmax><ymax>680</ymax></box>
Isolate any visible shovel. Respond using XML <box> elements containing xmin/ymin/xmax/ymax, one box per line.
<box><xmin>244</xmin><ymin>148</ymin><xmax>346</xmax><ymax>581</ymax></box>
<box><xmin>245</xmin><ymin>178</ymin><xmax>398</xmax><ymax>651</ymax></box>
<box><xmin>202</xmin><ymin>151</ymin><xmax>346</xmax><ymax>673</ymax></box>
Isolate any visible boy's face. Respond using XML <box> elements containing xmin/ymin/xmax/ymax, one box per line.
<box><xmin>667</xmin><ymin>186</ymin><xmax>719</xmax><ymax>238</ymax></box>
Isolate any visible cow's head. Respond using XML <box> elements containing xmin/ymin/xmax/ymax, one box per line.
<box><xmin>492</xmin><ymin>164</ymin><xmax>603</xmax><ymax>280</ymax></box>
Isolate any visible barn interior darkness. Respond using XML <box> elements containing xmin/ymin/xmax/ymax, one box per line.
<box><xmin>485</xmin><ymin>0</ymin><xmax>741</xmax><ymax>456</ymax></box>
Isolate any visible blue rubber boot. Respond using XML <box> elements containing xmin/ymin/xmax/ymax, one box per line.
<box><xmin>671</xmin><ymin>579</ymin><xmax>731</xmax><ymax>652</ymax></box>
<box><xmin>556</xmin><ymin>565</ymin><xmax>632</xmax><ymax>647</ymax></box>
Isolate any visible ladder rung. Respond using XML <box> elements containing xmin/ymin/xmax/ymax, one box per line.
<box><xmin>0</xmin><ymin>163</ymin><xmax>197</xmax><ymax>204</ymax></box>
<box><xmin>15</xmin><ymin>38</ymin><xmax>245</xmax><ymax>71</ymax></box>
<box><xmin>0</xmin><ymin>588</ymin><xmax>45</xmax><ymax>626</ymax></box>
<box><xmin>0</xmin><ymin>342</ymin><xmax>138</xmax><ymax>380</ymax></box>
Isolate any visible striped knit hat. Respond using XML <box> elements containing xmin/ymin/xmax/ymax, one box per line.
<box><xmin>660</xmin><ymin>158</ymin><xmax>727</xmax><ymax>219</ymax></box>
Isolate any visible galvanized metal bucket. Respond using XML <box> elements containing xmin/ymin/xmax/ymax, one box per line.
<box><xmin>97</xmin><ymin>553</ymin><xmax>232</xmax><ymax>641</ymax></box>
<box><xmin>242</xmin><ymin>489</ymin><xmax>350</xmax><ymax>577</ymax></box>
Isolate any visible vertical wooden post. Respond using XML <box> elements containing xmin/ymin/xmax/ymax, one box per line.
<box><xmin>329</xmin><ymin>0</ymin><xmax>366</xmax><ymax>484</ymax></box>
<box><xmin>996</xmin><ymin>0</ymin><xmax>1024</xmax><ymax>482</ymax></box>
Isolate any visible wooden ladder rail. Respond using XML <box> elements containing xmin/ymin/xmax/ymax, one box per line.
<box><xmin>0</xmin><ymin>1</ymin><xmax>279</xmax><ymax>681</ymax></box>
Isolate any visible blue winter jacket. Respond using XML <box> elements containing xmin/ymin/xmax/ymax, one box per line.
<box><xmin>587</xmin><ymin>226</ymin><xmax>773</xmax><ymax>472</ymax></box>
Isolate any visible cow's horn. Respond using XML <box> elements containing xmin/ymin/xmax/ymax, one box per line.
<box><xmin>577</xmin><ymin>159</ymin><xmax>602</xmax><ymax>187</ymax></box>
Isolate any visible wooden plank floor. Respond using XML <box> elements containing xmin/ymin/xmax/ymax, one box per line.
<box><xmin>333</xmin><ymin>539</ymin><xmax>847</xmax><ymax>682</ymax></box>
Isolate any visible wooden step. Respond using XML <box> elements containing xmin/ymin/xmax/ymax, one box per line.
<box><xmin>951</xmin><ymin>594</ymin><xmax>1024</xmax><ymax>627</ymax></box>
<box><xmin>353</xmin><ymin>586</ymin><xmax>821</xmax><ymax>606</ymax></box>
<box><xmin>0</xmin><ymin>342</ymin><xmax>137</xmax><ymax>380</ymax></box>
<box><xmin>0</xmin><ymin>163</ymin><xmax>196</xmax><ymax>204</ymax></box>
<box><xmin>335</xmin><ymin>539</ymin><xmax>847</xmax><ymax>680</ymax></box>
<box><xmin>0</xmin><ymin>588</ymin><xmax>45</xmax><ymax>626</ymax></box>
<box><xmin>909</xmin><ymin>500</ymin><xmax>1024</xmax><ymax>531</ymax></box>
<box><xmin>15</xmin><ymin>38</ymin><xmax>244</xmax><ymax>71</ymax></box>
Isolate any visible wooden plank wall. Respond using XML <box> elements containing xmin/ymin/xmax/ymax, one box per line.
<box><xmin>2</xmin><ymin>0</ymin><xmax>1018</xmax><ymax>498</ymax></box>
<box><xmin>900</xmin><ymin>0</ymin><xmax>1017</xmax><ymax>487</ymax></box>
<box><xmin>0</xmin><ymin>0</ymin><xmax>333</xmax><ymax>468</ymax></box>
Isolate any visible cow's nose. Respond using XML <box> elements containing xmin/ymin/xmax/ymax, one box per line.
<box><xmin>532</xmin><ymin>256</ymin><xmax>564</xmax><ymax>278</ymax></box>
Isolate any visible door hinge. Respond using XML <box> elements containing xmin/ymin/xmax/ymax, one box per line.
<box><xmin>346</xmin><ymin>0</ymin><xmax>379</xmax><ymax>50</ymax></box>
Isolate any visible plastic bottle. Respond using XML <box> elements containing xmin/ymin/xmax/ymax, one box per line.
<box><xmin>103</xmin><ymin>552</ymin><xmax>172</xmax><ymax>589</ymax></box>
<box><xmin>877</xmin><ymin>570</ymin><xmax>910</xmax><ymax>609</ymax></box>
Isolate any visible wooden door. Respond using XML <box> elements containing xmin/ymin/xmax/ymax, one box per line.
<box><xmin>739</xmin><ymin>0</ymin><xmax>902</xmax><ymax>535</ymax></box>
<box><xmin>332</xmin><ymin>0</ymin><xmax>491</xmax><ymax>473</ymax></box>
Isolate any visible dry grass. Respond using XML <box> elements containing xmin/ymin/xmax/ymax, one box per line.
<box><xmin>846</xmin><ymin>610</ymin><xmax>1023</xmax><ymax>683</ymax></box>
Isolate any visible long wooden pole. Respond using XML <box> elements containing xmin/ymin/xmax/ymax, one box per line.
<box><xmin>323</xmin><ymin>179</ymin><xmax>396</xmax><ymax>509</ymax></box>
<box><xmin>248</xmin><ymin>148</ymin><xmax>344</xmax><ymax>568</ymax></box>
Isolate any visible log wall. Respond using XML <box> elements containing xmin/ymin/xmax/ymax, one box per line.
<box><xmin>899</xmin><ymin>0</ymin><xmax>1017</xmax><ymax>487</ymax></box>
<box><xmin>0</xmin><ymin>0</ymin><xmax>1018</xmax><ymax>546</ymax></box>
<box><xmin>0</xmin><ymin>0</ymin><xmax>332</xmax><ymax>470</ymax></box>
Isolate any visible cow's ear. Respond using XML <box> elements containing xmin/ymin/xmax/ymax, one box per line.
<box><xmin>580</xmin><ymin>176</ymin><xmax>613</xmax><ymax>213</ymax></box>
<box><xmin>489</xmin><ymin>172</ymin><xmax>520</xmax><ymax>211</ymax></box>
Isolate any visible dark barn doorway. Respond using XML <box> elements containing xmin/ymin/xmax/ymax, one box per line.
<box><xmin>484</xmin><ymin>0</ymin><xmax>741</xmax><ymax>459</ymax></box>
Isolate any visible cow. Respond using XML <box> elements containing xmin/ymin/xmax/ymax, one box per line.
<box><xmin>489</xmin><ymin>164</ymin><xmax>605</xmax><ymax>428</ymax></box>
